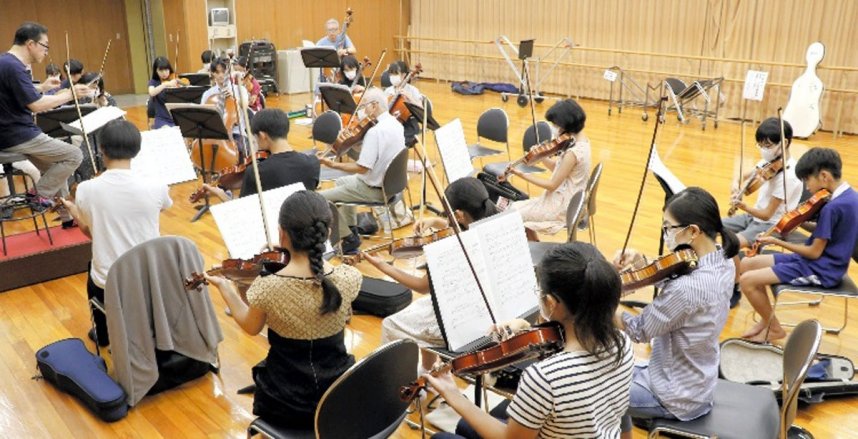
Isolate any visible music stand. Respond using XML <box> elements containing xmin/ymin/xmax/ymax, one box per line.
<box><xmin>318</xmin><ymin>83</ymin><xmax>356</xmax><ymax>115</ymax></box>
<box><xmin>301</xmin><ymin>47</ymin><xmax>341</xmax><ymax>114</ymax></box>
<box><xmin>163</xmin><ymin>86</ymin><xmax>208</xmax><ymax>105</ymax></box>
<box><xmin>36</xmin><ymin>105</ymin><xmax>98</xmax><ymax>140</ymax></box>
<box><xmin>169</xmin><ymin>105</ymin><xmax>231</xmax><ymax>222</ymax></box>
<box><xmin>518</xmin><ymin>39</ymin><xmax>535</xmax><ymax>60</ymax></box>
<box><xmin>179</xmin><ymin>73</ymin><xmax>211</xmax><ymax>87</ymax></box>
<box><xmin>404</xmin><ymin>102</ymin><xmax>440</xmax><ymax>131</ymax></box>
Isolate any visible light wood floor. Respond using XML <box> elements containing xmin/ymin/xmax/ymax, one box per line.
<box><xmin>3</xmin><ymin>80</ymin><xmax>858</xmax><ymax>438</ymax></box>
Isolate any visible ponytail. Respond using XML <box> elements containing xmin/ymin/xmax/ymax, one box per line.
<box><xmin>719</xmin><ymin>226</ymin><xmax>740</xmax><ymax>259</ymax></box>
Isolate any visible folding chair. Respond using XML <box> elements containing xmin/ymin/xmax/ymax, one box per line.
<box><xmin>467</xmin><ymin>108</ymin><xmax>510</xmax><ymax>164</ymax></box>
<box><xmin>483</xmin><ymin>122</ymin><xmax>549</xmax><ymax>194</ymax></box>
<box><xmin>247</xmin><ymin>339</ymin><xmax>418</xmax><ymax>439</ymax></box>
<box><xmin>648</xmin><ymin>320</ymin><xmax>821</xmax><ymax>439</ymax></box>
<box><xmin>664</xmin><ymin>77</ymin><xmax>722</xmax><ymax>130</ymax></box>
<box><xmin>312</xmin><ymin>111</ymin><xmax>352</xmax><ymax>182</ymax></box>
<box><xmin>582</xmin><ymin>163</ymin><xmax>604</xmax><ymax>245</ymax></box>
<box><xmin>527</xmin><ymin>189</ymin><xmax>587</xmax><ymax>265</ymax></box>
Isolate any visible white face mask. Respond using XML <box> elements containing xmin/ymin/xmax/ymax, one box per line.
<box><xmin>356</xmin><ymin>108</ymin><xmax>366</xmax><ymax>120</ymax></box>
<box><xmin>538</xmin><ymin>295</ymin><xmax>555</xmax><ymax>321</ymax></box>
<box><xmin>663</xmin><ymin>225</ymin><xmax>689</xmax><ymax>251</ymax></box>
<box><xmin>344</xmin><ymin>70</ymin><xmax>356</xmax><ymax>80</ymax></box>
<box><xmin>389</xmin><ymin>75</ymin><xmax>402</xmax><ymax>86</ymax></box>
<box><xmin>759</xmin><ymin>144</ymin><xmax>780</xmax><ymax>162</ymax></box>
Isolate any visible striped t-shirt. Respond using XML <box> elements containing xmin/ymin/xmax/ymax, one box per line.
<box><xmin>506</xmin><ymin>333</ymin><xmax>634</xmax><ymax>438</ymax></box>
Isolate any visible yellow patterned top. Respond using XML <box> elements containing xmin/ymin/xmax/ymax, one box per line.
<box><xmin>247</xmin><ymin>263</ymin><xmax>362</xmax><ymax>340</ymax></box>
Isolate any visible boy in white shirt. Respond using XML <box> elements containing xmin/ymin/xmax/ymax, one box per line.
<box><xmin>61</xmin><ymin>120</ymin><xmax>173</xmax><ymax>346</ymax></box>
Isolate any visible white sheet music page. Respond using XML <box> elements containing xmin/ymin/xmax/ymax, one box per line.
<box><xmin>424</xmin><ymin>230</ymin><xmax>495</xmax><ymax>351</ymax></box>
<box><xmin>648</xmin><ymin>146</ymin><xmax>686</xmax><ymax>195</ymax></box>
<box><xmin>434</xmin><ymin>118</ymin><xmax>474</xmax><ymax>183</ymax></box>
<box><xmin>61</xmin><ymin>106</ymin><xmax>126</xmax><ymax>135</ymax></box>
<box><xmin>133</xmin><ymin>127</ymin><xmax>197</xmax><ymax>186</ymax></box>
<box><xmin>470</xmin><ymin>211</ymin><xmax>538</xmax><ymax>321</ymax></box>
<box><xmin>211</xmin><ymin>183</ymin><xmax>328</xmax><ymax>259</ymax></box>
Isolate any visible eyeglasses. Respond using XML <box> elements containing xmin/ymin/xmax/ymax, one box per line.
<box><xmin>661</xmin><ymin>223</ymin><xmax>688</xmax><ymax>234</ymax></box>
<box><xmin>36</xmin><ymin>41</ymin><xmax>49</xmax><ymax>51</ymax></box>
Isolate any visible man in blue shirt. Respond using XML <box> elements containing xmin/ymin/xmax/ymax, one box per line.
<box><xmin>315</xmin><ymin>18</ymin><xmax>357</xmax><ymax>57</ymax></box>
<box><xmin>0</xmin><ymin>22</ymin><xmax>93</xmax><ymax>219</ymax></box>
<box><xmin>740</xmin><ymin>147</ymin><xmax>858</xmax><ymax>342</ymax></box>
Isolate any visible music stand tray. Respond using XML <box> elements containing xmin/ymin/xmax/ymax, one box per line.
<box><xmin>404</xmin><ymin>102</ymin><xmax>440</xmax><ymax>130</ymax></box>
<box><xmin>169</xmin><ymin>105</ymin><xmax>231</xmax><ymax>222</ymax></box>
<box><xmin>179</xmin><ymin>73</ymin><xmax>211</xmax><ymax>87</ymax></box>
<box><xmin>164</xmin><ymin>86</ymin><xmax>209</xmax><ymax>105</ymax></box>
<box><xmin>300</xmin><ymin>47</ymin><xmax>341</xmax><ymax>69</ymax></box>
<box><xmin>319</xmin><ymin>84</ymin><xmax>357</xmax><ymax>115</ymax></box>
<box><xmin>518</xmin><ymin>39</ymin><xmax>535</xmax><ymax>60</ymax></box>
<box><xmin>36</xmin><ymin>105</ymin><xmax>97</xmax><ymax>139</ymax></box>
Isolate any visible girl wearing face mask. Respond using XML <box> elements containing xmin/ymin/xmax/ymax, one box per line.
<box><xmin>721</xmin><ymin>117</ymin><xmax>803</xmax><ymax>308</ymax></box>
<box><xmin>502</xmin><ymin>99</ymin><xmax>592</xmax><ymax>241</ymax></box>
<box><xmin>612</xmin><ymin>187</ymin><xmax>739</xmax><ymax>437</ymax></box>
<box><xmin>426</xmin><ymin>242</ymin><xmax>633</xmax><ymax>439</ymax></box>
<box><xmin>384</xmin><ymin>61</ymin><xmax>424</xmax><ymax>147</ymax></box>
<box><xmin>337</xmin><ymin>55</ymin><xmax>366</xmax><ymax>93</ymax></box>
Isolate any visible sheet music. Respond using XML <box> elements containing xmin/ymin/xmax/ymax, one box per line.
<box><xmin>425</xmin><ymin>211</ymin><xmax>536</xmax><ymax>351</ymax></box>
<box><xmin>434</xmin><ymin>118</ymin><xmax>474</xmax><ymax>183</ymax></box>
<box><xmin>424</xmin><ymin>231</ymin><xmax>495</xmax><ymax>351</ymax></box>
<box><xmin>470</xmin><ymin>211</ymin><xmax>538</xmax><ymax>322</ymax></box>
<box><xmin>61</xmin><ymin>106</ymin><xmax>126</xmax><ymax>135</ymax></box>
<box><xmin>743</xmin><ymin>70</ymin><xmax>769</xmax><ymax>102</ymax></box>
<box><xmin>132</xmin><ymin>127</ymin><xmax>197</xmax><ymax>186</ymax></box>
<box><xmin>648</xmin><ymin>146</ymin><xmax>686</xmax><ymax>194</ymax></box>
<box><xmin>210</xmin><ymin>183</ymin><xmax>333</xmax><ymax>259</ymax></box>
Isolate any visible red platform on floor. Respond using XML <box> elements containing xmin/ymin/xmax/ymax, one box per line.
<box><xmin>0</xmin><ymin>226</ymin><xmax>91</xmax><ymax>292</ymax></box>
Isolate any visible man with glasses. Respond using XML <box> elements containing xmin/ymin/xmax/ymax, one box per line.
<box><xmin>0</xmin><ymin>22</ymin><xmax>93</xmax><ymax>222</ymax></box>
<box><xmin>722</xmin><ymin>117</ymin><xmax>803</xmax><ymax>307</ymax></box>
<box><xmin>318</xmin><ymin>87</ymin><xmax>404</xmax><ymax>254</ymax></box>
<box><xmin>315</xmin><ymin>18</ymin><xmax>356</xmax><ymax>57</ymax></box>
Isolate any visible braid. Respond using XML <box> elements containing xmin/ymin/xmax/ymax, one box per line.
<box><xmin>308</xmin><ymin>219</ymin><xmax>342</xmax><ymax>314</ymax></box>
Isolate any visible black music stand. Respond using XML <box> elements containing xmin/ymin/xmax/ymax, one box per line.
<box><xmin>301</xmin><ymin>47</ymin><xmax>341</xmax><ymax>113</ymax></box>
<box><xmin>36</xmin><ymin>105</ymin><xmax>98</xmax><ymax>140</ymax></box>
<box><xmin>163</xmin><ymin>86</ymin><xmax>208</xmax><ymax>105</ymax></box>
<box><xmin>169</xmin><ymin>106</ymin><xmax>231</xmax><ymax>222</ymax></box>
<box><xmin>318</xmin><ymin>83</ymin><xmax>356</xmax><ymax>115</ymax></box>
<box><xmin>179</xmin><ymin>73</ymin><xmax>211</xmax><ymax>87</ymax></box>
<box><xmin>408</xmin><ymin>102</ymin><xmax>442</xmax><ymax>215</ymax></box>
<box><xmin>518</xmin><ymin>39</ymin><xmax>535</xmax><ymax>60</ymax></box>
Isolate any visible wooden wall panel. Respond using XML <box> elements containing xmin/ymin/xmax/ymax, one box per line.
<box><xmin>0</xmin><ymin>0</ymin><xmax>136</xmax><ymax>93</ymax></box>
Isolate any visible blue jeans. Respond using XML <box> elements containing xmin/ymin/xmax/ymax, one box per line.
<box><xmin>622</xmin><ymin>365</ymin><xmax>676</xmax><ymax>432</ymax></box>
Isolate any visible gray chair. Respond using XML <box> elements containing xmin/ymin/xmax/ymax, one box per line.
<box><xmin>483</xmin><ymin>121</ymin><xmax>550</xmax><ymax>179</ymax></box>
<box><xmin>247</xmin><ymin>339</ymin><xmax>419</xmax><ymax>439</ymax></box>
<box><xmin>648</xmin><ymin>320</ymin><xmax>822</xmax><ymax>439</ymax></box>
<box><xmin>467</xmin><ymin>108</ymin><xmax>510</xmax><ymax>162</ymax></box>
<box><xmin>527</xmin><ymin>189</ymin><xmax>587</xmax><ymax>265</ymax></box>
<box><xmin>334</xmin><ymin>148</ymin><xmax>410</xmax><ymax>246</ymax></box>
<box><xmin>582</xmin><ymin>163</ymin><xmax>604</xmax><ymax>245</ymax></box>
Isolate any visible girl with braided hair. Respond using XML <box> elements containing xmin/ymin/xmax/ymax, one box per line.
<box><xmin>205</xmin><ymin>190</ymin><xmax>362</xmax><ymax>428</ymax></box>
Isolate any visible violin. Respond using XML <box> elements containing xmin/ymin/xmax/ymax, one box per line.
<box><xmin>502</xmin><ymin>133</ymin><xmax>576</xmax><ymax>179</ymax></box>
<box><xmin>746</xmin><ymin>189</ymin><xmax>831</xmax><ymax>257</ymax></box>
<box><xmin>330</xmin><ymin>113</ymin><xmax>378</xmax><ymax>157</ymax></box>
<box><xmin>183</xmin><ymin>248</ymin><xmax>291</xmax><ymax>291</ymax></box>
<box><xmin>727</xmin><ymin>157</ymin><xmax>785</xmax><ymax>216</ymax></box>
<box><xmin>389</xmin><ymin>64</ymin><xmax>423</xmax><ymax>124</ymax></box>
<box><xmin>342</xmin><ymin>228</ymin><xmax>454</xmax><ymax>264</ymax></box>
<box><xmin>399</xmin><ymin>322</ymin><xmax>565</xmax><ymax>402</ymax></box>
<box><xmin>619</xmin><ymin>248</ymin><xmax>698</xmax><ymax>292</ymax></box>
<box><xmin>188</xmin><ymin>151</ymin><xmax>270</xmax><ymax>203</ymax></box>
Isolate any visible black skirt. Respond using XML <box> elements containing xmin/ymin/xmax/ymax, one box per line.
<box><xmin>252</xmin><ymin>329</ymin><xmax>355</xmax><ymax>428</ymax></box>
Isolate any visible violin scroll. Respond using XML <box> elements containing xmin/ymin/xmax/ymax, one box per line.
<box><xmin>183</xmin><ymin>272</ymin><xmax>208</xmax><ymax>291</ymax></box>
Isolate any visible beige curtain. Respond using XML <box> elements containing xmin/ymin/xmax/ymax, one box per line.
<box><xmin>408</xmin><ymin>0</ymin><xmax>858</xmax><ymax>134</ymax></box>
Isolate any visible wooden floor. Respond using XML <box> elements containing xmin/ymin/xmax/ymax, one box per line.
<box><xmin>3</xmin><ymin>80</ymin><xmax>858</xmax><ymax>438</ymax></box>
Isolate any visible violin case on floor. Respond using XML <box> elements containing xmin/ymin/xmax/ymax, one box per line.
<box><xmin>720</xmin><ymin>338</ymin><xmax>858</xmax><ymax>404</ymax></box>
<box><xmin>35</xmin><ymin>338</ymin><xmax>128</xmax><ymax>422</ymax></box>
<box><xmin>353</xmin><ymin>276</ymin><xmax>412</xmax><ymax>317</ymax></box>
<box><xmin>477</xmin><ymin>172</ymin><xmax>530</xmax><ymax>203</ymax></box>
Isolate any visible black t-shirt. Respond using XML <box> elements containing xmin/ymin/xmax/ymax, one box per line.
<box><xmin>0</xmin><ymin>53</ymin><xmax>43</xmax><ymax>149</ymax></box>
<box><xmin>239</xmin><ymin>151</ymin><xmax>321</xmax><ymax>197</ymax></box>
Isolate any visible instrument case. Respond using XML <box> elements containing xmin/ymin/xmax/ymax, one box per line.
<box><xmin>353</xmin><ymin>276</ymin><xmax>412</xmax><ymax>317</ymax></box>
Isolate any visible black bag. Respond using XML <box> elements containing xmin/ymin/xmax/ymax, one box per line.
<box><xmin>149</xmin><ymin>350</ymin><xmax>213</xmax><ymax>396</ymax></box>
<box><xmin>35</xmin><ymin>338</ymin><xmax>128</xmax><ymax>422</ymax></box>
<box><xmin>477</xmin><ymin>172</ymin><xmax>530</xmax><ymax>203</ymax></box>
<box><xmin>355</xmin><ymin>212</ymin><xmax>379</xmax><ymax>235</ymax></box>
<box><xmin>353</xmin><ymin>277</ymin><xmax>412</xmax><ymax>317</ymax></box>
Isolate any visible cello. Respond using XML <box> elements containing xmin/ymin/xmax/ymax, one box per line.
<box><xmin>388</xmin><ymin>63</ymin><xmax>423</xmax><ymax>124</ymax></box>
<box><xmin>189</xmin><ymin>80</ymin><xmax>241</xmax><ymax>175</ymax></box>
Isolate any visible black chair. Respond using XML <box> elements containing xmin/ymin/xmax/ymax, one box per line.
<box><xmin>483</xmin><ymin>122</ymin><xmax>550</xmax><ymax>192</ymax></box>
<box><xmin>648</xmin><ymin>320</ymin><xmax>822</xmax><ymax>439</ymax></box>
<box><xmin>0</xmin><ymin>151</ymin><xmax>53</xmax><ymax>255</ymax></box>
<box><xmin>312</xmin><ymin>111</ymin><xmax>352</xmax><ymax>182</ymax></box>
<box><xmin>528</xmin><ymin>189</ymin><xmax>587</xmax><ymax>265</ymax></box>
<box><xmin>380</xmin><ymin>71</ymin><xmax>392</xmax><ymax>88</ymax></box>
<box><xmin>247</xmin><ymin>339</ymin><xmax>419</xmax><ymax>439</ymax></box>
<box><xmin>467</xmin><ymin>108</ymin><xmax>510</xmax><ymax>163</ymax></box>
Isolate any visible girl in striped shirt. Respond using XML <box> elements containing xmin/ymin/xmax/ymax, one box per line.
<box><xmin>426</xmin><ymin>242</ymin><xmax>634</xmax><ymax>439</ymax></box>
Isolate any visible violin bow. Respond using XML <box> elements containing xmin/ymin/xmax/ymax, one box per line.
<box><xmin>523</xmin><ymin>55</ymin><xmax>541</xmax><ymax>144</ymax></box>
<box><xmin>64</xmin><ymin>32</ymin><xmax>98</xmax><ymax>172</ymax></box>
<box><xmin>350</xmin><ymin>55</ymin><xmax>370</xmax><ymax>91</ymax></box>
<box><xmin>777</xmin><ymin>107</ymin><xmax>789</xmax><ymax>212</ymax></box>
<box><xmin>413</xmin><ymin>116</ymin><xmax>497</xmax><ymax>324</ymax></box>
<box><xmin>619</xmin><ymin>97</ymin><xmax>668</xmax><ymax>258</ymax></box>
<box><xmin>736</xmin><ymin>99</ymin><xmax>747</xmax><ymax>205</ymax></box>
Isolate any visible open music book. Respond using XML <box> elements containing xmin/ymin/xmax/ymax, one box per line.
<box><xmin>424</xmin><ymin>210</ymin><xmax>538</xmax><ymax>352</ymax></box>
<box><xmin>132</xmin><ymin>127</ymin><xmax>197</xmax><ymax>186</ymax></box>
<box><xmin>433</xmin><ymin>118</ymin><xmax>474</xmax><ymax>184</ymax></box>
<box><xmin>648</xmin><ymin>145</ymin><xmax>685</xmax><ymax>196</ymax></box>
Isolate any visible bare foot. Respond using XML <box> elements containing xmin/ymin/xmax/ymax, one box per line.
<box><xmin>741</xmin><ymin>321</ymin><xmax>768</xmax><ymax>338</ymax></box>
<box><xmin>748</xmin><ymin>326</ymin><xmax>787</xmax><ymax>343</ymax></box>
